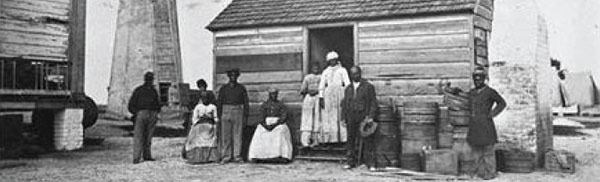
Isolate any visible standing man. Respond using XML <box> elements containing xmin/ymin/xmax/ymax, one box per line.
<box><xmin>128</xmin><ymin>72</ymin><xmax>162</xmax><ymax>164</ymax></box>
<box><xmin>467</xmin><ymin>67</ymin><xmax>506</xmax><ymax>180</ymax></box>
<box><xmin>340</xmin><ymin>66</ymin><xmax>377</xmax><ymax>170</ymax></box>
<box><xmin>218</xmin><ymin>68</ymin><xmax>249</xmax><ymax>163</ymax></box>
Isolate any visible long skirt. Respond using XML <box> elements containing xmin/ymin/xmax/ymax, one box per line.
<box><xmin>248</xmin><ymin>118</ymin><xmax>293</xmax><ymax>160</ymax></box>
<box><xmin>300</xmin><ymin>95</ymin><xmax>321</xmax><ymax>147</ymax></box>
<box><xmin>184</xmin><ymin>122</ymin><xmax>219</xmax><ymax>164</ymax></box>
<box><xmin>321</xmin><ymin>85</ymin><xmax>347</xmax><ymax>143</ymax></box>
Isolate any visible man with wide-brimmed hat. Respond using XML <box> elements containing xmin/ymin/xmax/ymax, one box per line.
<box><xmin>128</xmin><ymin>71</ymin><xmax>162</xmax><ymax>164</ymax></box>
<box><xmin>466</xmin><ymin>67</ymin><xmax>506</xmax><ymax>180</ymax></box>
<box><xmin>217</xmin><ymin>68</ymin><xmax>249</xmax><ymax>163</ymax></box>
<box><xmin>340</xmin><ymin>66</ymin><xmax>377</xmax><ymax>170</ymax></box>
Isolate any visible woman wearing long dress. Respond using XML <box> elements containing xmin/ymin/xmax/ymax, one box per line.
<box><xmin>184</xmin><ymin>91</ymin><xmax>220</xmax><ymax>164</ymax></box>
<box><xmin>300</xmin><ymin>65</ymin><xmax>322</xmax><ymax>147</ymax></box>
<box><xmin>248</xmin><ymin>88</ymin><xmax>293</xmax><ymax>163</ymax></box>
<box><xmin>318</xmin><ymin>51</ymin><xmax>350</xmax><ymax>143</ymax></box>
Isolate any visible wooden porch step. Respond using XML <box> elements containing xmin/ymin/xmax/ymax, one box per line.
<box><xmin>294</xmin><ymin>155</ymin><xmax>346</xmax><ymax>162</ymax></box>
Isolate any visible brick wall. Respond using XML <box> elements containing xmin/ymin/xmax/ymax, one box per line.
<box><xmin>54</xmin><ymin>109</ymin><xmax>84</xmax><ymax>151</ymax></box>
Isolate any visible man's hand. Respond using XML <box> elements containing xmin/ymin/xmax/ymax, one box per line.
<box><xmin>309</xmin><ymin>90</ymin><xmax>319</xmax><ymax>96</ymax></box>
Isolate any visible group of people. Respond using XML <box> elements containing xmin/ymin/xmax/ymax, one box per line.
<box><xmin>127</xmin><ymin>51</ymin><xmax>506</xmax><ymax>180</ymax></box>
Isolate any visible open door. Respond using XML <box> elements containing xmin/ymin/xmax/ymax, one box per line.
<box><xmin>308</xmin><ymin>26</ymin><xmax>354</xmax><ymax>71</ymax></box>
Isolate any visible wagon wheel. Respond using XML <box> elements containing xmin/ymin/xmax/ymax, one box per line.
<box><xmin>71</xmin><ymin>93</ymin><xmax>99</xmax><ymax>129</ymax></box>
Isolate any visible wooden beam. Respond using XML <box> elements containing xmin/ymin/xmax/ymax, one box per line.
<box><xmin>358</xmin><ymin>19</ymin><xmax>470</xmax><ymax>39</ymax></box>
<box><xmin>359</xmin><ymin>47</ymin><xmax>471</xmax><ymax>64</ymax></box>
<box><xmin>0</xmin><ymin>1</ymin><xmax>69</xmax><ymax>21</ymax></box>
<box><xmin>0</xmin><ymin>30</ymin><xmax>68</xmax><ymax>50</ymax></box>
<box><xmin>475</xmin><ymin>5</ymin><xmax>493</xmax><ymax>21</ymax></box>
<box><xmin>215</xmin><ymin>30</ymin><xmax>302</xmax><ymax>46</ymax></box>
<box><xmin>215</xmin><ymin>43</ymin><xmax>303</xmax><ymax>56</ymax></box>
<box><xmin>215</xmin><ymin>70</ymin><xmax>303</xmax><ymax>85</ymax></box>
<box><xmin>0</xmin><ymin>19</ymin><xmax>69</xmax><ymax>37</ymax></box>
<box><xmin>68</xmin><ymin>0</ymin><xmax>86</xmax><ymax>93</ymax></box>
<box><xmin>216</xmin><ymin>82</ymin><xmax>302</xmax><ymax>93</ymax></box>
<box><xmin>215</xmin><ymin>53</ymin><xmax>302</xmax><ymax>74</ymax></box>
<box><xmin>478</xmin><ymin>0</ymin><xmax>494</xmax><ymax>12</ymax></box>
<box><xmin>359</xmin><ymin>33</ymin><xmax>470</xmax><ymax>51</ymax></box>
<box><xmin>247</xmin><ymin>90</ymin><xmax>303</xmax><ymax>103</ymax></box>
<box><xmin>0</xmin><ymin>42</ymin><xmax>67</xmax><ymax>59</ymax></box>
<box><xmin>376</xmin><ymin>95</ymin><xmax>444</xmax><ymax>106</ymax></box>
<box><xmin>473</xmin><ymin>15</ymin><xmax>492</xmax><ymax>31</ymax></box>
<box><xmin>361</xmin><ymin>62</ymin><xmax>473</xmax><ymax>79</ymax></box>
<box><xmin>370</xmin><ymin>78</ymin><xmax>472</xmax><ymax>96</ymax></box>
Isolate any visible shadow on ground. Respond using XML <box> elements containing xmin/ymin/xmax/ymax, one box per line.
<box><xmin>117</xmin><ymin>125</ymin><xmax>187</xmax><ymax>137</ymax></box>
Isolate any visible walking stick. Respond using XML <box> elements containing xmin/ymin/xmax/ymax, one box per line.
<box><xmin>358</xmin><ymin>137</ymin><xmax>364</xmax><ymax>165</ymax></box>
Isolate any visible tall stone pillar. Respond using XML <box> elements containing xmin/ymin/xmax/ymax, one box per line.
<box><xmin>488</xmin><ymin>0</ymin><xmax>553</xmax><ymax>166</ymax></box>
<box><xmin>107</xmin><ymin>0</ymin><xmax>183</xmax><ymax>118</ymax></box>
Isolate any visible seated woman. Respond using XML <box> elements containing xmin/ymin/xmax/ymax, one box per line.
<box><xmin>184</xmin><ymin>91</ymin><xmax>219</xmax><ymax>164</ymax></box>
<box><xmin>248</xmin><ymin>88</ymin><xmax>293</xmax><ymax>163</ymax></box>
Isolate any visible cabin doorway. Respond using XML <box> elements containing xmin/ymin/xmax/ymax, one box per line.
<box><xmin>308</xmin><ymin>26</ymin><xmax>354</xmax><ymax>73</ymax></box>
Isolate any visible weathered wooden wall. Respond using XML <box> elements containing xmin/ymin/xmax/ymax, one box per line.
<box><xmin>213</xmin><ymin>26</ymin><xmax>304</xmax><ymax>128</ymax></box>
<box><xmin>356</xmin><ymin>14</ymin><xmax>476</xmax><ymax>106</ymax></box>
<box><xmin>0</xmin><ymin>0</ymin><xmax>71</xmax><ymax>60</ymax></box>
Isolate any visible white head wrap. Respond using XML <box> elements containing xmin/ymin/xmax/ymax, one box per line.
<box><xmin>326</xmin><ymin>51</ymin><xmax>339</xmax><ymax>61</ymax></box>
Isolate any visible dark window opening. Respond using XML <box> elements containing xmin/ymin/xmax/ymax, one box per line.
<box><xmin>1</xmin><ymin>58</ymin><xmax>70</xmax><ymax>90</ymax></box>
<box><xmin>159</xmin><ymin>82</ymin><xmax>171</xmax><ymax>104</ymax></box>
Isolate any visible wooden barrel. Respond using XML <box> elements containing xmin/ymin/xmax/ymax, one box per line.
<box><xmin>449</xmin><ymin>110</ymin><xmax>471</xmax><ymax>126</ymax></box>
<box><xmin>401</xmin><ymin>102</ymin><xmax>439</xmax><ymax>154</ymax></box>
<box><xmin>400</xmin><ymin>153</ymin><xmax>422</xmax><ymax>171</ymax></box>
<box><xmin>376</xmin><ymin>105</ymin><xmax>396</xmax><ymax>122</ymax></box>
<box><xmin>373</xmin><ymin>122</ymin><xmax>400</xmax><ymax>167</ymax></box>
<box><xmin>497</xmin><ymin>150</ymin><xmax>535</xmax><ymax>173</ymax></box>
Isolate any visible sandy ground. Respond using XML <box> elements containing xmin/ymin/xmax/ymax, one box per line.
<box><xmin>1</xmin><ymin>117</ymin><xmax>599</xmax><ymax>182</ymax></box>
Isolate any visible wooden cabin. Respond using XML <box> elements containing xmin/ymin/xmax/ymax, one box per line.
<box><xmin>206</xmin><ymin>0</ymin><xmax>494</xmax><ymax>144</ymax></box>
<box><xmin>0</xmin><ymin>0</ymin><xmax>89</xmax><ymax>151</ymax></box>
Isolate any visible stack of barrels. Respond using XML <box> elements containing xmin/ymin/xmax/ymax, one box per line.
<box><xmin>444</xmin><ymin>92</ymin><xmax>473</xmax><ymax>174</ymax></box>
<box><xmin>372</xmin><ymin>104</ymin><xmax>400</xmax><ymax>167</ymax></box>
<box><xmin>400</xmin><ymin>102</ymin><xmax>439</xmax><ymax>171</ymax></box>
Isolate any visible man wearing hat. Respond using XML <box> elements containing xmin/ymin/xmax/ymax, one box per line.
<box><xmin>128</xmin><ymin>71</ymin><xmax>162</xmax><ymax>164</ymax></box>
<box><xmin>247</xmin><ymin>88</ymin><xmax>293</xmax><ymax>163</ymax></box>
<box><xmin>217</xmin><ymin>68</ymin><xmax>249</xmax><ymax>163</ymax></box>
<box><xmin>466</xmin><ymin>67</ymin><xmax>506</xmax><ymax>179</ymax></box>
<box><xmin>318</xmin><ymin>51</ymin><xmax>351</xmax><ymax>143</ymax></box>
<box><xmin>340</xmin><ymin>66</ymin><xmax>377</xmax><ymax>170</ymax></box>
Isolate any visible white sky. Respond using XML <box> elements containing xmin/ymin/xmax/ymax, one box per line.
<box><xmin>85</xmin><ymin>0</ymin><xmax>600</xmax><ymax>104</ymax></box>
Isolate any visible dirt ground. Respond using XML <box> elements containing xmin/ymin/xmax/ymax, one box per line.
<box><xmin>1</xmin><ymin>117</ymin><xmax>600</xmax><ymax>182</ymax></box>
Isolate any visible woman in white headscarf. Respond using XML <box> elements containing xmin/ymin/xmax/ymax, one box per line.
<box><xmin>318</xmin><ymin>51</ymin><xmax>350</xmax><ymax>143</ymax></box>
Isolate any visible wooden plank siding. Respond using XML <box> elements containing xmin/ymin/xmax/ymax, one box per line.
<box><xmin>357</xmin><ymin>14</ymin><xmax>475</xmax><ymax>105</ymax></box>
<box><xmin>213</xmin><ymin>26</ymin><xmax>305</xmax><ymax>132</ymax></box>
<box><xmin>0</xmin><ymin>0</ymin><xmax>70</xmax><ymax>59</ymax></box>
<box><xmin>0</xmin><ymin>0</ymin><xmax>70</xmax><ymax>21</ymax></box>
<box><xmin>215</xmin><ymin>53</ymin><xmax>302</xmax><ymax>74</ymax></box>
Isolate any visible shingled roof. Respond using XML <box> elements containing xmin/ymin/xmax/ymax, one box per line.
<box><xmin>207</xmin><ymin>0</ymin><xmax>479</xmax><ymax>31</ymax></box>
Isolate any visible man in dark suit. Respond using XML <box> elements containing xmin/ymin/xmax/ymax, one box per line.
<box><xmin>340</xmin><ymin>66</ymin><xmax>378</xmax><ymax>170</ymax></box>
